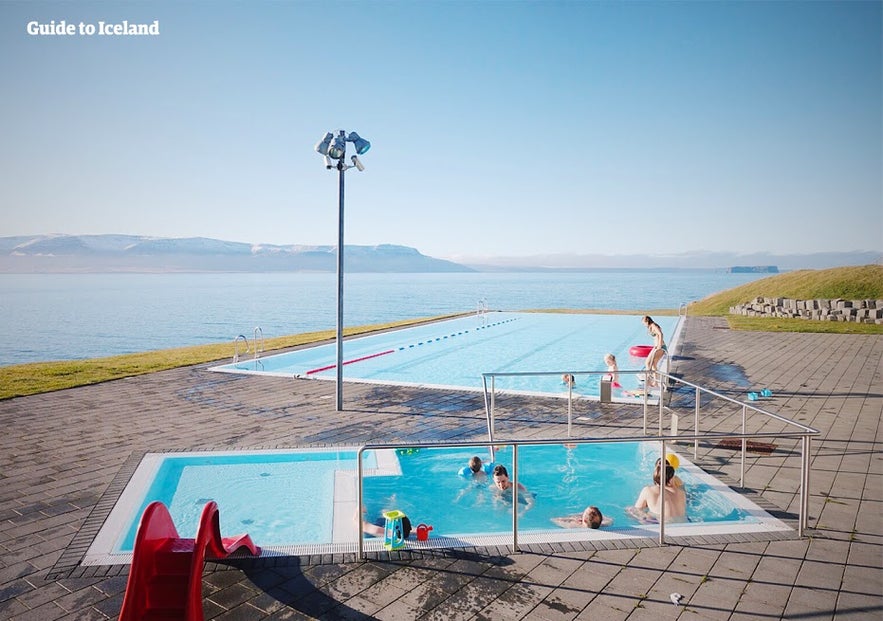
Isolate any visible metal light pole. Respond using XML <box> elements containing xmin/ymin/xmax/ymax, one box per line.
<box><xmin>315</xmin><ymin>130</ymin><xmax>370</xmax><ymax>411</ymax></box>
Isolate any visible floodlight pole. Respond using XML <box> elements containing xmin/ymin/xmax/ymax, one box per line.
<box><xmin>314</xmin><ymin>129</ymin><xmax>369</xmax><ymax>413</ymax></box>
<box><xmin>335</xmin><ymin>158</ymin><xmax>345</xmax><ymax>412</ymax></box>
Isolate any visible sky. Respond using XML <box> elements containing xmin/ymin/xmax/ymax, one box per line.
<box><xmin>1</xmin><ymin>0</ymin><xmax>880</xmax><ymax>264</ymax></box>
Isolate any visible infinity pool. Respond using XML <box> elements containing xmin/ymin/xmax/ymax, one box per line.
<box><xmin>211</xmin><ymin>312</ymin><xmax>681</xmax><ymax>395</ymax></box>
<box><xmin>83</xmin><ymin>443</ymin><xmax>791</xmax><ymax>565</ymax></box>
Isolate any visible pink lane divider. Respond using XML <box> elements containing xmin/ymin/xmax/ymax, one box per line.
<box><xmin>305</xmin><ymin>349</ymin><xmax>396</xmax><ymax>375</ymax></box>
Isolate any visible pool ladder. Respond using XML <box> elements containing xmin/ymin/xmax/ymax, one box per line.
<box><xmin>233</xmin><ymin>327</ymin><xmax>264</xmax><ymax>362</ymax></box>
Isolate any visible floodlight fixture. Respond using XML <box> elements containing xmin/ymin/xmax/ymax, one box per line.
<box><xmin>347</xmin><ymin>131</ymin><xmax>371</xmax><ymax>155</ymax></box>
<box><xmin>314</xmin><ymin>132</ymin><xmax>333</xmax><ymax>156</ymax></box>
<box><xmin>327</xmin><ymin>131</ymin><xmax>347</xmax><ymax>159</ymax></box>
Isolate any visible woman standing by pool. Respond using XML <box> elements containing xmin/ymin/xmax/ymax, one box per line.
<box><xmin>642</xmin><ymin>315</ymin><xmax>666</xmax><ymax>386</ymax></box>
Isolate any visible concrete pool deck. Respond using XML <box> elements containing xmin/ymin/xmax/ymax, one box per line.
<box><xmin>0</xmin><ymin>316</ymin><xmax>880</xmax><ymax>619</ymax></box>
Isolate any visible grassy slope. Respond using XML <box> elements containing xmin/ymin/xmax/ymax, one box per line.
<box><xmin>3</xmin><ymin>265</ymin><xmax>880</xmax><ymax>400</ymax></box>
<box><xmin>687</xmin><ymin>264</ymin><xmax>883</xmax><ymax>334</ymax></box>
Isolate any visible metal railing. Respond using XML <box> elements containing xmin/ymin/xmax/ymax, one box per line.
<box><xmin>356</xmin><ymin>419</ymin><xmax>816</xmax><ymax>559</ymax></box>
<box><xmin>479</xmin><ymin>369</ymin><xmax>818</xmax><ymax>527</ymax></box>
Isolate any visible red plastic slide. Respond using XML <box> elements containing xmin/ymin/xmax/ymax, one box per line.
<box><xmin>119</xmin><ymin>501</ymin><xmax>260</xmax><ymax>621</ymax></box>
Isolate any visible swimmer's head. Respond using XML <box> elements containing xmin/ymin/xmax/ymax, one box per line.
<box><xmin>562</xmin><ymin>373</ymin><xmax>575</xmax><ymax>385</ymax></box>
<box><xmin>582</xmin><ymin>506</ymin><xmax>603</xmax><ymax>529</ymax></box>
<box><xmin>492</xmin><ymin>464</ymin><xmax>511</xmax><ymax>490</ymax></box>
<box><xmin>468</xmin><ymin>456</ymin><xmax>483</xmax><ymax>473</ymax></box>
<box><xmin>653</xmin><ymin>464</ymin><xmax>675</xmax><ymax>486</ymax></box>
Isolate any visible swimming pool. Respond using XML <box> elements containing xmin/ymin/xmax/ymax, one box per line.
<box><xmin>83</xmin><ymin>443</ymin><xmax>791</xmax><ymax>565</ymax></box>
<box><xmin>211</xmin><ymin>312</ymin><xmax>682</xmax><ymax>396</ymax></box>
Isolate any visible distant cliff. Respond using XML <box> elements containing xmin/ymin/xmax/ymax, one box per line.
<box><xmin>0</xmin><ymin>235</ymin><xmax>475</xmax><ymax>273</ymax></box>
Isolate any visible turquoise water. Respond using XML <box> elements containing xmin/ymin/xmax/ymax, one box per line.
<box><xmin>1</xmin><ymin>270</ymin><xmax>768</xmax><ymax>366</ymax></box>
<box><xmin>118</xmin><ymin>450</ymin><xmax>379</xmax><ymax>552</ymax></box>
<box><xmin>118</xmin><ymin>444</ymin><xmax>749</xmax><ymax>551</ymax></box>
<box><xmin>214</xmin><ymin>312</ymin><xmax>680</xmax><ymax>394</ymax></box>
<box><xmin>366</xmin><ymin>444</ymin><xmax>746</xmax><ymax>537</ymax></box>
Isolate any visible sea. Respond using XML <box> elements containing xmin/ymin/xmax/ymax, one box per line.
<box><xmin>0</xmin><ymin>271</ymin><xmax>769</xmax><ymax>367</ymax></box>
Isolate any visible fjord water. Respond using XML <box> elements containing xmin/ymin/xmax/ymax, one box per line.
<box><xmin>0</xmin><ymin>271</ymin><xmax>768</xmax><ymax>366</ymax></box>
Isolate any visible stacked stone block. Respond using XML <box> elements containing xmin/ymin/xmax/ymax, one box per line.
<box><xmin>729</xmin><ymin>297</ymin><xmax>883</xmax><ymax>324</ymax></box>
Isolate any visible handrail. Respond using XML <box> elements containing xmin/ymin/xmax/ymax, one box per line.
<box><xmin>253</xmin><ymin>327</ymin><xmax>264</xmax><ymax>359</ymax></box>
<box><xmin>356</xmin><ymin>421</ymin><xmax>817</xmax><ymax>559</ymax></box>
<box><xmin>233</xmin><ymin>334</ymin><xmax>249</xmax><ymax>362</ymax></box>
<box><xmin>480</xmin><ymin>368</ymin><xmax>818</xmax><ymax>532</ymax></box>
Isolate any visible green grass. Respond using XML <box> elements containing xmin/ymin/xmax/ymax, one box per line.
<box><xmin>0</xmin><ymin>314</ymin><xmax>462</xmax><ymax>401</ymax></box>
<box><xmin>687</xmin><ymin>265</ymin><xmax>883</xmax><ymax>334</ymax></box>
<box><xmin>3</xmin><ymin>265</ymin><xmax>881</xmax><ymax>399</ymax></box>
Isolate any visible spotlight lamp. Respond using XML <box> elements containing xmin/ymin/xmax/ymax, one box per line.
<box><xmin>314</xmin><ymin>132</ymin><xmax>333</xmax><ymax>156</ymax></box>
<box><xmin>347</xmin><ymin>131</ymin><xmax>371</xmax><ymax>155</ymax></box>
<box><xmin>327</xmin><ymin>131</ymin><xmax>347</xmax><ymax>160</ymax></box>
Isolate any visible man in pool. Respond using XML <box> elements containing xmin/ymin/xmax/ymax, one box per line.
<box><xmin>551</xmin><ymin>505</ymin><xmax>611</xmax><ymax>529</ymax></box>
<box><xmin>491</xmin><ymin>464</ymin><xmax>534</xmax><ymax>511</ymax></box>
<box><xmin>630</xmin><ymin>462</ymin><xmax>686</xmax><ymax>522</ymax></box>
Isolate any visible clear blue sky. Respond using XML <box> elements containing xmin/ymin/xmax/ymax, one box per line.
<box><xmin>1</xmin><ymin>0</ymin><xmax>880</xmax><ymax>262</ymax></box>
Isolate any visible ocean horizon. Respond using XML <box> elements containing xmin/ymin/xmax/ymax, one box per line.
<box><xmin>0</xmin><ymin>270</ymin><xmax>770</xmax><ymax>367</ymax></box>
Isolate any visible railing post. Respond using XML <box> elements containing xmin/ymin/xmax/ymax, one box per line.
<box><xmin>512</xmin><ymin>443</ymin><xmax>519</xmax><ymax>553</ymax></box>
<box><xmin>740</xmin><ymin>405</ymin><xmax>747</xmax><ymax>487</ymax></box>
<box><xmin>357</xmin><ymin>448</ymin><xmax>365</xmax><ymax>560</ymax></box>
<box><xmin>491</xmin><ymin>376</ymin><xmax>496</xmax><ymax>441</ymax></box>
<box><xmin>659</xmin><ymin>438</ymin><xmax>666</xmax><ymax>545</ymax></box>
<box><xmin>658</xmin><ymin>377</ymin><xmax>664</xmax><ymax>436</ymax></box>
<box><xmin>642</xmin><ymin>382</ymin><xmax>649</xmax><ymax>435</ymax></box>
<box><xmin>567</xmin><ymin>381</ymin><xmax>573</xmax><ymax>437</ymax></box>
<box><xmin>694</xmin><ymin>386</ymin><xmax>700</xmax><ymax>460</ymax></box>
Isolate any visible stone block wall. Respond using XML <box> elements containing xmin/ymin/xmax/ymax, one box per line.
<box><xmin>729</xmin><ymin>297</ymin><xmax>883</xmax><ymax>324</ymax></box>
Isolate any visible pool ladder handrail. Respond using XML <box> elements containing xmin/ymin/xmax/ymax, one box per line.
<box><xmin>233</xmin><ymin>334</ymin><xmax>249</xmax><ymax>363</ymax></box>
<box><xmin>232</xmin><ymin>328</ymin><xmax>264</xmax><ymax>362</ymax></box>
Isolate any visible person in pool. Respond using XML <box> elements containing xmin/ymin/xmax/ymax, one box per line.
<box><xmin>562</xmin><ymin>373</ymin><xmax>575</xmax><ymax>387</ymax></box>
<box><xmin>460</xmin><ymin>455</ymin><xmax>493</xmax><ymax>479</ymax></box>
<box><xmin>491</xmin><ymin>464</ymin><xmax>534</xmax><ymax>511</ymax></box>
<box><xmin>630</xmin><ymin>462</ymin><xmax>686</xmax><ymax>522</ymax></box>
<box><xmin>551</xmin><ymin>505</ymin><xmax>612</xmax><ymax>529</ymax></box>
<box><xmin>656</xmin><ymin>456</ymin><xmax>684</xmax><ymax>488</ymax></box>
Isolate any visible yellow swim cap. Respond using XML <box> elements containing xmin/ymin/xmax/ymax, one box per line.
<box><xmin>665</xmin><ymin>453</ymin><xmax>680</xmax><ymax>470</ymax></box>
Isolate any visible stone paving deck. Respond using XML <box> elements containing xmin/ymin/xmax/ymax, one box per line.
<box><xmin>0</xmin><ymin>316</ymin><xmax>880</xmax><ymax>620</ymax></box>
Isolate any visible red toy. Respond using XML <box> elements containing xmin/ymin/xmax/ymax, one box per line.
<box><xmin>416</xmin><ymin>523</ymin><xmax>433</xmax><ymax>541</ymax></box>
<box><xmin>118</xmin><ymin>501</ymin><xmax>259</xmax><ymax>620</ymax></box>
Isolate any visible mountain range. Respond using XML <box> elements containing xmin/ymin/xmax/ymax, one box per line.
<box><xmin>0</xmin><ymin>234</ymin><xmax>877</xmax><ymax>273</ymax></box>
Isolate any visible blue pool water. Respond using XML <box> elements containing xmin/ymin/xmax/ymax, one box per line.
<box><xmin>212</xmin><ymin>312</ymin><xmax>681</xmax><ymax>394</ymax></box>
<box><xmin>117</xmin><ymin>449</ymin><xmax>379</xmax><ymax>552</ymax></box>
<box><xmin>364</xmin><ymin>444</ymin><xmax>747</xmax><ymax>536</ymax></box>
<box><xmin>114</xmin><ymin>443</ymin><xmax>754</xmax><ymax>552</ymax></box>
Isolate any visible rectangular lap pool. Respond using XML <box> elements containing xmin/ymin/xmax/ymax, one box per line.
<box><xmin>84</xmin><ymin>443</ymin><xmax>791</xmax><ymax>565</ymax></box>
<box><xmin>211</xmin><ymin>312</ymin><xmax>682</xmax><ymax>396</ymax></box>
